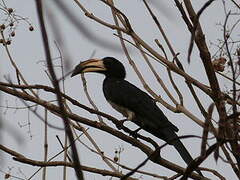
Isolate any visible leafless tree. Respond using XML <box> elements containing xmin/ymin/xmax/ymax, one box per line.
<box><xmin>0</xmin><ymin>0</ymin><xmax>240</xmax><ymax>179</ymax></box>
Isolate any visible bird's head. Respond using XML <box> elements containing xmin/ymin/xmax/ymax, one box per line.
<box><xmin>71</xmin><ymin>57</ymin><xmax>126</xmax><ymax>79</ymax></box>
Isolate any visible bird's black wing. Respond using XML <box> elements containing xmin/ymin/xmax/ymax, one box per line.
<box><xmin>103</xmin><ymin>78</ymin><xmax>204</xmax><ymax>176</ymax></box>
<box><xmin>103</xmin><ymin>78</ymin><xmax>178</xmax><ymax>135</ymax></box>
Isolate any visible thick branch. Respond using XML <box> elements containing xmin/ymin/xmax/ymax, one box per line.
<box><xmin>0</xmin><ymin>84</ymin><xmax>203</xmax><ymax>179</ymax></box>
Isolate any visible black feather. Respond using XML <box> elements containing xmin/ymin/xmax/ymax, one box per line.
<box><xmin>72</xmin><ymin>57</ymin><xmax>203</xmax><ymax>176</ymax></box>
<box><xmin>103</xmin><ymin>77</ymin><xmax>202</xmax><ymax>176</ymax></box>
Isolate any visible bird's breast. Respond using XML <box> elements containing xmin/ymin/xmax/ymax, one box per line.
<box><xmin>108</xmin><ymin>100</ymin><xmax>135</xmax><ymax>121</ymax></box>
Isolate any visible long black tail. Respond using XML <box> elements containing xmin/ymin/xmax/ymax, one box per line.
<box><xmin>159</xmin><ymin>129</ymin><xmax>203</xmax><ymax>176</ymax></box>
<box><xmin>171</xmin><ymin>134</ymin><xmax>203</xmax><ymax>176</ymax></box>
<box><xmin>172</xmin><ymin>136</ymin><xmax>195</xmax><ymax>165</ymax></box>
<box><xmin>136</xmin><ymin>120</ymin><xmax>203</xmax><ymax>176</ymax></box>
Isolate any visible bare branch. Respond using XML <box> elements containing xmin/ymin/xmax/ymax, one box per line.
<box><xmin>35</xmin><ymin>1</ymin><xmax>83</xmax><ymax>178</ymax></box>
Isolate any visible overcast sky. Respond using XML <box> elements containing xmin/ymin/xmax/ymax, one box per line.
<box><xmin>0</xmin><ymin>0</ymin><xmax>238</xmax><ymax>179</ymax></box>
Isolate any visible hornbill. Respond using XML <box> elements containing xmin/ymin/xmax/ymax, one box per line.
<box><xmin>71</xmin><ymin>57</ymin><xmax>202</xmax><ymax>175</ymax></box>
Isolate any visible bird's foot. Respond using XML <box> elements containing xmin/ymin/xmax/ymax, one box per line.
<box><xmin>152</xmin><ymin>148</ymin><xmax>161</xmax><ymax>161</ymax></box>
<box><xmin>116</xmin><ymin>119</ymin><xmax>128</xmax><ymax>130</ymax></box>
<box><xmin>129</xmin><ymin>127</ymin><xmax>141</xmax><ymax>138</ymax></box>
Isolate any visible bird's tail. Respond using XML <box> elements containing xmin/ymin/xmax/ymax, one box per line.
<box><xmin>171</xmin><ymin>136</ymin><xmax>194</xmax><ymax>165</ymax></box>
<box><xmin>171</xmin><ymin>134</ymin><xmax>203</xmax><ymax>176</ymax></box>
<box><xmin>161</xmin><ymin>130</ymin><xmax>203</xmax><ymax>176</ymax></box>
<box><xmin>139</xmin><ymin>123</ymin><xmax>203</xmax><ymax>176</ymax></box>
<box><xmin>147</xmin><ymin>126</ymin><xmax>195</xmax><ymax>164</ymax></box>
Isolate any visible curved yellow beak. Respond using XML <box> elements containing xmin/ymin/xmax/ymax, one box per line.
<box><xmin>71</xmin><ymin>59</ymin><xmax>106</xmax><ymax>77</ymax></box>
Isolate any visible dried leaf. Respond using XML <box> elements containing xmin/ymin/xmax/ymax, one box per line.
<box><xmin>4</xmin><ymin>173</ymin><xmax>11</xmax><ymax>179</ymax></box>
<box><xmin>212</xmin><ymin>57</ymin><xmax>227</xmax><ymax>72</ymax></box>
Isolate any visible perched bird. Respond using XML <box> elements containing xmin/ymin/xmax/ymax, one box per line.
<box><xmin>71</xmin><ymin>57</ymin><xmax>201</xmax><ymax>174</ymax></box>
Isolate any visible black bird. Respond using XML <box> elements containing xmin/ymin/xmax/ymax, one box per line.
<box><xmin>72</xmin><ymin>57</ymin><xmax>201</xmax><ymax>173</ymax></box>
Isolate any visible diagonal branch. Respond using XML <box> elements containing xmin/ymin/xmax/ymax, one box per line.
<box><xmin>0</xmin><ymin>84</ymin><xmax>203</xmax><ymax>179</ymax></box>
<box><xmin>34</xmin><ymin>1</ymin><xmax>83</xmax><ymax>179</ymax></box>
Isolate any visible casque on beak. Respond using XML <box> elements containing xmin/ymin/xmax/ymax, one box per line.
<box><xmin>71</xmin><ymin>59</ymin><xmax>106</xmax><ymax>77</ymax></box>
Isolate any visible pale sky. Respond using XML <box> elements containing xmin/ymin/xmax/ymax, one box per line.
<box><xmin>0</xmin><ymin>0</ymin><xmax>238</xmax><ymax>179</ymax></box>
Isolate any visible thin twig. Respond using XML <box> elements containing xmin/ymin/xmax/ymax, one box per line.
<box><xmin>0</xmin><ymin>31</ymin><xmax>38</xmax><ymax>97</ymax></box>
<box><xmin>81</xmin><ymin>74</ymin><xmax>104</xmax><ymax>123</ymax></box>
<box><xmin>166</xmin><ymin>68</ymin><xmax>184</xmax><ymax>106</ymax></box>
<box><xmin>201</xmin><ymin>103</ymin><xmax>214</xmax><ymax>156</ymax></box>
<box><xmin>72</xmin><ymin>123</ymin><xmax>118</xmax><ymax>172</ymax></box>
<box><xmin>134</xmin><ymin>40</ymin><xmax>179</xmax><ymax>106</ymax></box>
<box><xmin>27</xmin><ymin>132</ymin><xmax>85</xmax><ymax>180</ymax></box>
<box><xmin>35</xmin><ymin>1</ymin><xmax>83</xmax><ymax>179</ymax></box>
<box><xmin>0</xmin><ymin>84</ymin><xmax>203</xmax><ymax>178</ymax></box>
<box><xmin>187</xmin><ymin>0</ymin><xmax>215</xmax><ymax>63</ymax></box>
<box><xmin>56</xmin><ymin>135</ymin><xmax>72</xmax><ymax>162</ymax></box>
<box><xmin>42</xmin><ymin>108</ymin><xmax>48</xmax><ymax>180</ymax></box>
<box><xmin>181</xmin><ymin>142</ymin><xmax>220</xmax><ymax>180</ymax></box>
<box><xmin>230</xmin><ymin>0</ymin><xmax>240</xmax><ymax>9</ymax></box>
<box><xmin>223</xmin><ymin>10</ymin><xmax>240</xmax><ymax>170</ymax></box>
<box><xmin>121</xmin><ymin>135</ymin><xmax>209</xmax><ymax>180</ymax></box>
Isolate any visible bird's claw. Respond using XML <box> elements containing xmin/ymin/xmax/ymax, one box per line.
<box><xmin>116</xmin><ymin>119</ymin><xmax>128</xmax><ymax>130</ymax></box>
<box><xmin>152</xmin><ymin>148</ymin><xmax>161</xmax><ymax>161</ymax></box>
<box><xmin>129</xmin><ymin>127</ymin><xmax>141</xmax><ymax>138</ymax></box>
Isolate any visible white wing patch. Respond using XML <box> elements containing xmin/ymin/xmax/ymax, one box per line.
<box><xmin>108</xmin><ymin>100</ymin><xmax>135</xmax><ymax>121</ymax></box>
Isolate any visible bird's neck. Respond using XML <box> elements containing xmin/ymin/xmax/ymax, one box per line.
<box><xmin>103</xmin><ymin>77</ymin><xmax>125</xmax><ymax>87</ymax></box>
<box><xmin>104</xmin><ymin>76</ymin><xmax>125</xmax><ymax>81</ymax></box>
